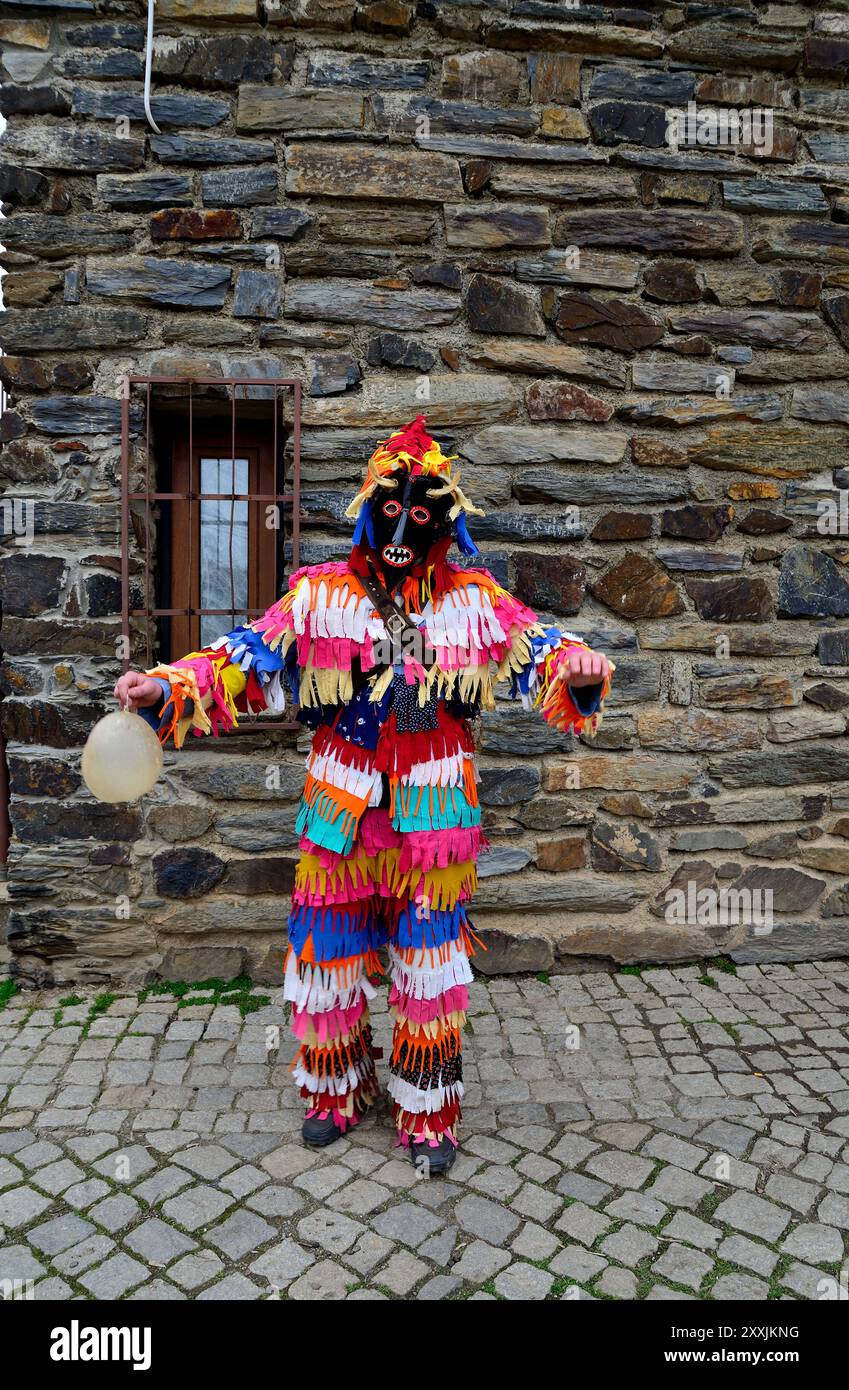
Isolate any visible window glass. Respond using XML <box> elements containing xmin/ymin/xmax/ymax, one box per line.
<box><xmin>199</xmin><ymin>456</ymin><xmax>249</xmax><ymax>647</ymax></box>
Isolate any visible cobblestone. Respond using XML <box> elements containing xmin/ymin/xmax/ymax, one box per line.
<box><xmin>0</xmin><ymin>966</ymin><xmax>846</xmax><ymax>1301</ymax></box>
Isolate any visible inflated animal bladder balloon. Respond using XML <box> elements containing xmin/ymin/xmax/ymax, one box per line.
<box><xmin>81</xmin><ymin>709</ymin><xmax>164</xmax><ymax>803</ymax></box>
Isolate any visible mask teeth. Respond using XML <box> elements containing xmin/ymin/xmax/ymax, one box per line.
<box><xmin>383</xmin><ymin>545</ymin><xmax>413</xmax><ymax>567</ymax></box>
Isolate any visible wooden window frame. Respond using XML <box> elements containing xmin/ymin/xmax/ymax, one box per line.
<box><xmin>169</xmin><ymin>424</ymin><xmax>279</xmax><ymax>659</ymax></box>
<box><xmin>120</xmin><ymin>376</ymin><xmax>302</xmax><ymax>732</ymax></box>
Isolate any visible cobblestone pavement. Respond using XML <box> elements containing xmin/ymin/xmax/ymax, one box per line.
<box><xmin>1</xmin><ymin>960</ymin><xmax>849</xmax><ymax>1302</ymax></box>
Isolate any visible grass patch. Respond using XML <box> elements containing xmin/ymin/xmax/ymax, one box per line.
<box><xmin>0</xmin><ymin>979</ymin><xmax>18</xmax><ymax>1011</ymax></box>
<box><xmin>79</xmin><ymin>991</ymin><xmax>117</xmax><ymax>1039</ymax></box>
<box><xmin>138</xmin><ymin>975</ymin><xmax>269</xmax><ymax>1019</ymax></box>
<box><xmin>619</xmin><ymin>965</ymin><xmax>642</xmax><ymax>977</ymax></box>
<box><xmin>698</xmin><ymin>974</ymin><xmax>717</xmax><ymax>989</ymax></box>
<box><xmin>536</xmin><ymin>971</ymin><xmax>550</xmax><ymax>985</ymax></box>
<box><xmin>707</xmin><ymin>955</ymin><xmax>737</xmax><ymax>976</ymax></box>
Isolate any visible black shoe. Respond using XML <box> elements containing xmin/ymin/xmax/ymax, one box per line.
<box><xmin>408</xmin><ymin>1136</ymin><xmax>457</xmax><ymax>1176</ymax></box>
<box><xmin>302</xmin><ymin>1111</ymin><xmax>343</xmax><ymax>1148</ymax></box>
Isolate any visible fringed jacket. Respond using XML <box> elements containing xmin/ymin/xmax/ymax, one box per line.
<box><xmin>142</xmin><ymin>558</ymin><xmax>613</xmax><ymax>860</ymax></box>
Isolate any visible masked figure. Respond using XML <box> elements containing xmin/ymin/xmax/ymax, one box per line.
<box><xmin>123</xmin><ymin>417</ymin><xmax>613</xmax><ymax>1174</ymax></box>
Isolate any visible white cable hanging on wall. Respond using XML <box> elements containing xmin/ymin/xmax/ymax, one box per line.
<box><xmin>144</xmin><ymin>0</ymin><xmax>161</xmax><ymax>134</ymax></box>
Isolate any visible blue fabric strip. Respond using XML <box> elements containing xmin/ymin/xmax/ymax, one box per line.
<box><xmin>287</xmin><ymin>902</ymin><xmax>384</xmax><ymax>964</ymax></box>
<box><xmin>394</xmin><ymin>901</ymin><xmax>467</xmax><ymax>951</ymax></box>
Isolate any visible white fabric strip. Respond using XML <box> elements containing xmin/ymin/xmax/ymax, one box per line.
<box><xmin>386</xmin><ymin>1074</ymin><xmax>465</xmax><ymax>1115</ymax></box>
<box><xmin>388</xmin><ymin>941</ymin><xmax>474</xmax><ymax>1000</ymax></box>
<box><xmin>284</xmin><ymin>953</ymin><xmax>377</xmax><ymax>1013</ymax></box>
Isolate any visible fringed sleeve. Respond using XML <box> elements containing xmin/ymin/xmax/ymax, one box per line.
<box><xmin>143</xmin><ymin>579</ymin><xmax>303</xmax><ymax>748</ymax></box>
<box><xmin>511</xmin><ymin>624</ymin><xmax>614</xmax><ymax>736</ymax></box>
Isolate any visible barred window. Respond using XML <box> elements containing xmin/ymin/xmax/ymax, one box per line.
<box><xmin>120</xmin><ymin>376</ymin><xmax>302</xmax><ymax>730</ymax></box>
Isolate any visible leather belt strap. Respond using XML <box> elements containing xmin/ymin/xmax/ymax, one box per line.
<box><xmin>360</xmin><ymin>566</ymin><xmax>424</xmax><ymax>647</ymax></box>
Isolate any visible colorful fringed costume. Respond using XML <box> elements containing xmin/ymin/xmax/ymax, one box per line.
<box><xmin>143</xmin><ymin>417</ymin><xmax>613</xmax><ymax>1149</ymax></box>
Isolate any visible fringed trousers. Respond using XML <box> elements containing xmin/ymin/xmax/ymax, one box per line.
<box><xmin>283</xmin><ymin>808</ymin><xmax>480</xmax><ymax>1142</ymax></box>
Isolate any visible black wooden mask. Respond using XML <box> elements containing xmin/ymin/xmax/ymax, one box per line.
<box><xmin>369</xmin><ymin>475</ymin><xmax>452</xmax><ymax>582</ymax></box>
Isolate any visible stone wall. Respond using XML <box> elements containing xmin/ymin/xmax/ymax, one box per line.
<box><xmin>3</xmin><ymin>0</ymin><xmax>849</xmax><ymax>988</ymax></box>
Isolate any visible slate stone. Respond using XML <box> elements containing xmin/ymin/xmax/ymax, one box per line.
<box><xmin>465</xmin><ymin>274</ymin><xmax>544</xmax><ymax>337</ymax></box>
<box><xmin>151</xmin><ymin>134</ymin><xmax>275</xmax><ymax>166</ymax></box>
<box><xmin>670</xmin><ymin>22</ymin><xmax>799</xmax><ymax>71</ymax></box>
<box><xmin>661</xmin><ymin>505</ymin><xmax>733</xmax><ymax>542</ymax></box>
<box><xmin>237</xmin><ymin>87</ymin><xmax>363</xmax><ymax>132</ymax></box>
<box><xmin>709</xmin><ymin>742</ymin><xmax>849</xmax><ymax>789</ymax></box>
<box><xmin>0</xmin><ymin>162</ymin><xmax>49</xmax><ymax>206</ymax></box>
<box><xmin>409</xmin><ymin>261</ymin><xmax>462</xmax><ymax>291</ymax></box>
<box><xmin>589</xmin><ymin>100</ymin><xmax>668</xmax><ymax>147</ymax></box>
<box><xmin>779</xmin><ymin>547</ymin><xmax>849</xmax><ymax>619</ymax></box>
<box><xmin>73</xmin><ymin>86</ymin><xmax>228</xmax><ymax>126</ymax></box>
<box><xmin>735</xmin><ymin>509</ymin><xmax>792</xmax><ymax>536</ymax></box>
<box><xmin>65</xmin><ymin>22</ymin><xmax>145</xmax><ymax>47</ymax></box>
<box><xmin>233</xmin><ymin>271</ymin><xmax>281</xmax><ymax>320</ymax></box>
<box><xmin>285</xmin><ymin>142</ymin><xmax>462</xmax><ymax>203</ymax></box>
<box><xmin>1</xmin><ymin>125</ymin><xmax>144</xmax><ymax>171</ymax></box>
<box><xmin>669</xmin><ymin>308</ymin><xmax>827</xmax><ymax>352</ymax></box>
<box><xmin>285</xmin><ymin>248</ymin><xmax>393</xmax><ymax>279</ymax></box>
<box><xmin>730</xmin><ymin>865</ymin><xmax>824</xmax><ymax>914</ymax></box>
<box><xmin>723</xmin><ymin>179</ymin><xmax>828</xmax><ymax>215</ymax></box>
<box><xmin>202</xmin><ymin>158</ymin><xmax>281</xmax><ymax>202</ymax></box>
<box><xmin>153</xmin><ymin>849</ymin><xmax>227</xmax><ymax>900</ymax></box>
<box><xmin>753</xmin><ymin>219</ymin><xmax>849</xmax><ymax>266</ymax></box>
<box><xmin>589</xmin><ymin>67</ymin><xmax>696</xmax><ymax>104</ymax></box>
<box><xmin>225</xmin><ymin>858</ymin><xmax>297</xmax><ymax>897</ymax></box>
<box><xmin>526</xmin><ymin>380</ymin><xmax>612</xmax><ymax>422</ymax></box>
<box><xmin>12</xmin><ymin>801</ymin><xmax>141</xmax><ymax>845</ymax></box>
<box><xmin>0</xmin><ymin>85</ymin><xmax>71</xmax><ymax>117</ymax></box>
<box><xmin>592</xmin><ymin>511</ymin><xmax>652</xmax><ymax>541</ymax></box>
<box><xmin>87</xmin><ymin>258</ymin><xmax>231</xmax><ymax>310</ymax></box>
<box><xmin>818</xmin><ymin>629</ymin><xmax>849</xmax><ymax>664</ymax></box>
<box><xmin>513</xmin><ymin>469</ymin><xmax>685</xmax><ymax>507</ymax></box>
<box><xmin>60</xmin><ymin>50</ymin><xmax>143</xmax><ymax>79</ymax></box>
<box><xmin>642</xmin><ymin>260</ymin><xmax>702</xmax><ymax>303</ymax></box>
<box><xmin>0</xmin><ymin>554</ymin><xmax>66</xmax><ymax>617</ymax></box>
<box><xmin>97</xmin><ymin>174</ymin><xmax>193</xmax><ymax>209</ymax></box>
<box><xmin>306</xmin><ymin>51</ymin><xmax>430</xmax><ymax>90</ymax></box>
<box><xmin>685</xmin><ymin>577</ymin><xmax>773</xmax><ymax>623</ymax></box>
<box><xmin>692</xmin><ymin>424</ymin><xmax>844</xmax><ymax>479</ymax></box>
<box><xmin>442</xmin><ymin>49</ymin><xmax>526</xmax><ymax>102</ymax></box>
<box><xmin>372</xmin><ymin>93</ymin><xmax>538</xmax><ymax>139</ymax></box>
<box><xmin>591</xmin><ymin>554</ymin><xmax>684</xmax><ymax>619</ymax></box>
<box><xmin>250</xmin><ymin>208</ymin><xmax>312</xmax><ymax>241</ymax></box>
<box><xmin>309</xmin><ymin>354</ymin><xmax>361</xmax><ymax>396</ymax></box>
<box><xmin>553</xmin><ymin>292</ymin><xmax>663</xmax><ymax>350</ymax></box>
<box><xmin>151</xmin><ymin>209</ymin><xmax>243</xmax><ymax>242</ymax></box>
<box><xmin>160</xmin><ymin>35</ymin><xmax>277</xmax><ymax>88</ymax></box>
<box><xmin>462</xmin><ymin>424</ymin><xmax>625</xmax><ymax>466</ymax></box>
<box><xmin>591</xmin><ymin>820</ymin><xmax>661</xmax><ymax>873</ymax></box>
<box><xmin>478</xmin><ymin>766</ymin><xmax>540</xmax><ymax>806</ymax></box>
<box><xmin>365</xmin><ymin>333</ymin><xmax>437</xmax><ymax>371</ymax></box>
<box><xmin>285</xmin><ymin>281</ymin><xmax>459</xmax><ymax>330</ymax></box>
<box><xmin>471</xmin><ymin>510</ymin><xmax>587</xmax><ymax>543</ymax></box>
<box><xmin>444</xmin><ymin>203</ymin><xmax>549</xmax><ymax>249</ymax></box>
<box><xmin>29</xmin><ymin>396</ymin><xmax>142</xmax><ymax>436</ymax></box>
<box><xmin>514</xmin><ymin>552</ymin><xmax>586</xmax><ymax>615</ymax></box>
<box><xmin>555</xmin><ymin>210</ymin><xmax>743</xmax><ymax>257</ymax></box>
<box><xmin>2</xmin><ymin>214</ymin><xmax>133</xmax><ymax>259</ymax></box>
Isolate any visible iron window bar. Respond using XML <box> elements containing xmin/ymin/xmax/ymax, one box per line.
<box><xmin>120</xmin><ymin>375</ymin><xmax>303</xmax><ymax>732</ymax></box>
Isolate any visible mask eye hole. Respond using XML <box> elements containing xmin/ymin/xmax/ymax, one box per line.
<box><xmin>409</xmin><ymin>505</ymin><xmax>431</xmax><ymax>525</ymax></box>
<box><xmin>382</xmin><ymin>499</ymin><xmax>402</xmax><ymax>518</ymax></box>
